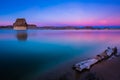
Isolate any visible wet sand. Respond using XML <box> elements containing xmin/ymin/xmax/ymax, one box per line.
<box><xmin>90</xmin><ymin>55</ymin><xmax>120</xmax><ymax>80</ymax></box>
<box><xmin>35</xmin><ymin>47</ymin><xmax>120</xmax><ymax>80</ymax></box>
<box><xmin>73</xmin><ymin>47</ymin><xmax>120</xmax><ymax>80</ymax></box>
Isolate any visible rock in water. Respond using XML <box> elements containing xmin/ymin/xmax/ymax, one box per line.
<box><xmin>13</xmin><ymin>18</ymin><xmax>27</xmax><ymax>30</ymax></box>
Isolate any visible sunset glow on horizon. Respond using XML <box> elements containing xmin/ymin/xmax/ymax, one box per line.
<box><xmin>0</xmin><ymin>0</ymin><xmax>120</xmax><ymax>26</ymax></box>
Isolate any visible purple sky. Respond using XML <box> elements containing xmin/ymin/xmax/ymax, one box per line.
<box><xmin>0</xmin><ymin>0</ymin><xmax>120</xmax><ymax>26</ymax></box>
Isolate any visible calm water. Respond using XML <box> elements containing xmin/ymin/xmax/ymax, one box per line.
<box><xmin>0</xmin><ymin>30</ymin><xmax>120</xmax><ymax>80</ymax></box>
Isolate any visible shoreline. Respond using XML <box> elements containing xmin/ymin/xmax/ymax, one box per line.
<box><xmin>35</xmin><ymin>47</ymin><xmax>120</xmax><ymax>80</ymax></box>
<box><xmin>0</xmin><ymin>28</ymin><xmax>120</xmax><ymax>30</ymax></box>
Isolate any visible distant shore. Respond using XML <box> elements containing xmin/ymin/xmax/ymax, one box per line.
<box><xmin>0</xmin><ymin>26</ymin><xmax>120</xmax><ymax>30</ymax></box>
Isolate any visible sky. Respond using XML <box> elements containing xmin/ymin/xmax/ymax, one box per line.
<box><xmin>0</xmin><ymin>0</ymin><xmax>120</xmax><ymax>26</ymax></box>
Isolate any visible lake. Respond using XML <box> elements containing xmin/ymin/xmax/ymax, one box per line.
<box><xmin>0</xmin><ymin>30</ymin><xmax>120</xmax><ymax>80</ymax></box>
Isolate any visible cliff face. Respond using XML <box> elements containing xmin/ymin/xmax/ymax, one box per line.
<box><xmin>13</xmin><ymin>18</ymin><xmax>27</xmax><ymax>30</ymax></box>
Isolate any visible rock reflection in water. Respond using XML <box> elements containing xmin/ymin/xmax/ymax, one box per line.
<box><xmin>16</xmin><ymin>31</ymin><xmax>27</xmax><ymax>41</ymax></box>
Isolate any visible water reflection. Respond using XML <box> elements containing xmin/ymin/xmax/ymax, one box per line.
<box><xmin>16</xmin><ymin>30</ymin><xmax>27</xmax><ymax>41</ymax></box>
<box><xmin>0</xmin><ymin>30</ymin><xmax>120</xmax><ymax>80</ymax></box>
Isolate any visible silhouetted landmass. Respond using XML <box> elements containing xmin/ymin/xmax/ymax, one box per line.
<box><xmin>0</xmin><ymin>25</ymin><xmax>120</xmax><ymax>30</ymax></box>
<box><xmin>27</xmin><ymin>24</ymin><xmax>37</xmax><ymax>29</ymax></box>
<box><xmin>0</xmin><ymin>25</ymin><xmax>13</xmax><ymax>29</ymax></box>
<box><xmin>0</xmin><ymin>24</ymin><xmax>120</xmax><ymax>30</ymax></box>
<box><xmin>35</xmin><ymin>26</ymin><xmax>120</xmax><ymax>30</ymax></box>
<box><xmin>0</xmin><ymin>18</ymin><xmax>120</xmax><ymax>30</ymax></box>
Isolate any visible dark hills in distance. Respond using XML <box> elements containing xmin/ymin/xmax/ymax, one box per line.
<box><xmin>0</xmin><ymin>25</ymin><xmax>120</xmax><ymax>30</ymax></box>
<box><xmin>0</xmin><ymin>18</ymin><xmax>119</xmax><ymax>30</ymax></box>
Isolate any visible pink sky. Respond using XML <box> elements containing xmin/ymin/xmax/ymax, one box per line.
<box><xmin>0</xmin><ymin>2</ymin><xmax>120</xmax><ymax>26</ymax></box>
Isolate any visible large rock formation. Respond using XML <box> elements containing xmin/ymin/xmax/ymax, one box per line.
<box><xmin>13</xmin><ymin>18</ymin><xmax>27</xmax><ymax>30</ymax></box>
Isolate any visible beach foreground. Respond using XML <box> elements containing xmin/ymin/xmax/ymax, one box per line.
<box><xmin>36</xmin><ymin>47</ymin><xmax>120</xmax><ymax>80</ymax></box>
<box><xmin>70</xmin><ymin>47</ymin><xmax>120</xmax><ymax>80</ymax></box>
<box><xmin>89</xmin><ymin>54</ymin><xmax>120</xmax><ymax>80</ymax></box>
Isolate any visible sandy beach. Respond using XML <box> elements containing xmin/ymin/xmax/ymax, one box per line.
<box><xmin>73</xmin><ymin>47</ymin><xmax>120</xmax><ymax>80</ymax></box>
<box><xmin>35</xmin><ymin>47</ymin><xmax>120</xmax><ymax>80</ymax></box>
<box><xmin>90</xmin><ymin>55</ymin><xmax>120</xmax><ymax>80</ymax></box>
